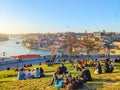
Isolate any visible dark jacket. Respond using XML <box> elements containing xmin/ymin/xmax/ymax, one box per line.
<box><xmin>80</xmin><ymin>69</ymin><xmax>92</xmax><ymax>82</ymax></box>
<box><xmin>96</xmin><ymin>64</ymin><xmax>102</xmax><ymax>74</ymax></box>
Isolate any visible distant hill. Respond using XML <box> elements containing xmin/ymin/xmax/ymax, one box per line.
<box><xmin>0</xmin><ymin>33</ymin><xmax>9</xmax><ymax>41</ymax></box>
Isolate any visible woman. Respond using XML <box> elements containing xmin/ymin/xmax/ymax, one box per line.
<box><xmin>95</xmin><ymin>62</ymin><xmax>102</xmax><ymax>74</ymax></box>
<box><xmin>39</xmin><ymin>67</ymin><xmax>45</xmax><ymax>77</ymax></box>
<box><xmin>26</xmin><ymin>69</ymin><xmax>33</xmax><ymax>79</ymax></box>
<box><xmin>34</xmin><ymin>68</ymin><xmax>40</xmax><ymax>78</ymax></box>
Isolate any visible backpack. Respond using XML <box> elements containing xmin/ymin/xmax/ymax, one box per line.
<box><xmin>54</xmin><ymin>80</ymin><xmax>63</xmax><ymax>88</ymax></box>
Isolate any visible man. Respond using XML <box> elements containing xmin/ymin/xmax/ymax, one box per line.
<box><xmin>80</xmin><ymin>66</ymin><xmax>92</xmax><ymax>83</ymax></box>
<box><xmin>61</xmin><ymin>63</ymin><xmax>67</xmax><ymax>74</ymax></box>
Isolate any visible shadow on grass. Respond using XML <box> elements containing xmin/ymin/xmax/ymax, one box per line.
<box><xmin>93</xmin><ymin>78</ymin><xmax>120</xmax><ymax>82</ymax></box>
<box><xmin>0</xmin><ymin>81</ymin><xmax>12</xmax><ymax>83</ymax></box>
<box><xmin>114</xmin><ymin>64</ymin><xmax>120</xmax><ymax>67</ymax></box>
<box><xmin>43</xmin><ymin>74</ymin><xmax>53</xmax><ymax>78</ymax></box>
<box><xmin>112</xmin><ymin>71</ymin><xmax>120</xmax><ymax>73</ymax></box>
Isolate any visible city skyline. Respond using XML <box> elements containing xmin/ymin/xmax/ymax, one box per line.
<box><xmin>0</xmin><ymin>0</ymin><xmax>120</xmax><ymax>34</ymax></box>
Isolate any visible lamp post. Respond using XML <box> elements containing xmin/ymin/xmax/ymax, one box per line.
<box><xmin>51</xmin><ymin>45</ymin><xmax>56</xmax><ymax>64</ymax></box>
<box><xmin>16</xmin><ymin>58</ymin><xmax>19</xmax><ymax>68</ymax></box>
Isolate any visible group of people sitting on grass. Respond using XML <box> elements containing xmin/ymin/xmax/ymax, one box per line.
<box><xmin>75</xmin><ymin>59</ymin><xmax>102</xmax><ymax>74</ymax></box>
<box><xmin>18</xmin><ymin>67</ymin><xmax>45</xmax><ymax>80</ymax></box>
<box><xmin>93</xmin><ymin>58</ymin><xmax>114</xmax><ymax>74</ymax></box>
<box><xmin>76</xmin><ymin>58</ymin><xmax>114</xmax><ymax>74</ymax></box>
<box><xmin>103</xmin><ymin>58</ymin><xmax>114</xmax><ymax>73</ymax></box>
<box><xmin>48</xmin><ymin>63</ymin><xmax>92</xmax><ymax>89</ymax></box>
<box><xmin>17</xmin><ymin>57</ymin><xmax>115</xmax><ymax>90</ymax></box>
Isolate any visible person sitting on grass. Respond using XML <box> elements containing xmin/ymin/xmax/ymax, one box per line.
<box><xmin>18</xmin><ymin>68</ymin><xmax>25</xmax><ymax>80</ymax></box>
<box><xmin>108</xmin><ymin>60</ymin><xmax>114</xmax><ymax>73</ymax></box>
<box><xmin>62</xmin><ymin>72</ymin><xmax>72</xmax><ymax>82</ymax></box>
<box><xmin>25</xmin><ymin>69</ymin><xmax>33</xmax><ymax>79</ymax></box>
<box><xmin>94</xmin><ymin>62</ymin><xmax>102</xmax><ymax>74</ymax></box>
<box><xmin>62</xmin><ymin>72</ymin><xmax>73</xmax><ymax>88</ymax></box>
<box><xmin>48</xmin><ymin>72</ymin><xmax>59</xmax><ymax>85</ymax></box>
<box><xmin>104</xmin><ymin>61</ymin><xmax>110</xmax><ymax>73</ymax></box>
<box><xmin>66</xmin><ymin>77</ymin><xmax>82</xmax><ymax>90</ymax></box>
<box><xmin>76</xmin><ymin>64</ymin><xmax>80</xmax><ymax>71</ymax></box>
<box><xmin>75</xmin><ymin>75</ymin><xmax>84</xmax><ymax>88</ymax></box>
<box><xmin>89</xmin><ymin>59</ymin><xmax>95</xmax><ymax>68</ymax></box>
<box><xmin>67</xmin><ymin>72</ymin><xmax>72</xmax><ymax>79</ymax></box>
<box><xmin>61</xmin><ymin>73</ymin><xmax>67</xmax><ymax>80</ymax></box>
<box><xmin>61</xmin><ymin>63</ymin><xmax>67</xmax><ymax>74</ymax></box>
<box><xmin>31</xmin><ymin>69</ymin><xmax>35</xmax><ymax>77</ymax></box>
<box><xmin>56</xmin><ymin>66</ymin><xmax>62</xmax><ymax>74</ymax></box>
<box><xmin>79</xmin><ymin>66</ymin><xmax>92</xmax><ymax>83</ymax></box>
<box><xmin>34</xmin><ymin>68</ymin><xmax>40</xmax><ymax>78</ymax></box>
<box><xmin>39</xmin><ymin>67</ymin><xmax>45</xmax><ymax>77</ymax></box>
<box><xmin>71</xmin><ymin>77</ymin><xmax>79</xmax><ymax>89</ymax></box>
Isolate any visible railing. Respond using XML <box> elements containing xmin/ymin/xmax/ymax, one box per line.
<box><xmin>0</xmin><ymin>55</ymin><xmax>120</xmax><ymax>71</ymax></box>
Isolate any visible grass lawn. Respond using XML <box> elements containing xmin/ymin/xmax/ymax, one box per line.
<box><xmin>0</xmin><ymin>62</ymin><xmax>120</xmax><ymax>90</ymax></box>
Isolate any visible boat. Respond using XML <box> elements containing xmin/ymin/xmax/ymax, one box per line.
<box><xmin>11</xmin><ymin>54</ymin><xmax>41</xmax><ymax>59</ymax></box>
<box><xmin>16</xmin><ymin>42</ymin><xmax>20</xmax><ymax>44</ymax></box>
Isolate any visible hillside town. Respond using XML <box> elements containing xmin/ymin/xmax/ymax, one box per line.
<box><xmin>21</xmin><ymin>31</ymin><xmax>120</xmax><ymax>56</ymax></box>
<box><xmin>0</xmin><ymin>33</ymin><xmax>9</xmax><ymax>41</ymax></box>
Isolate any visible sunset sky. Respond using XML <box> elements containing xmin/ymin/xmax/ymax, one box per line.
<box><xmin>0</xmin><ymin>0</ymin><xmax>120</xmax><ymax>34</ymax></box>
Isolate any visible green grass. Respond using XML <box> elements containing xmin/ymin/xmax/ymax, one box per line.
<box><xmin>0</xmin><ymin>62</ymin><xmax>120</xmax><ymax>90</ymax></box>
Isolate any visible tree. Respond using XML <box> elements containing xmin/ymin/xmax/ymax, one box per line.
<box><xmin>102</xmin><ymin>39</ymin><xmax>115</xmax><ymax>57</ymax></box>
<box><xmin>66</xmin><ymin>32</ymin><xmax>76</xmax><ymax>56</ymax></box>
<box><xmin>78</xmin><ymin>35</ymin><xmax>101</xmax><ymax>61</ymax></box>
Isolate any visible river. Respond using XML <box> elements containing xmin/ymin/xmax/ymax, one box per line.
<box><xmin>0</xmin><ymin>38</ymin><xmax>61</xmax><ymax>57</ymax></box>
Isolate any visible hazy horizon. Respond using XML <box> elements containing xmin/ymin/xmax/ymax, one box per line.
<box><xmin>0</xmin><ymin>0</ymin><xmax>120</xmax><ymax>34</ymax></box>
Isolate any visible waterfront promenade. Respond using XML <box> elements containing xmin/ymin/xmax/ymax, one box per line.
<box><xmin>0</xmin><ymin>54</ymin><xmax>120</xmax><ymax>71</ymax></box>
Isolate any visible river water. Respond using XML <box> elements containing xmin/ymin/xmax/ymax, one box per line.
<box><xmin>0</xmin><ymin>38</ymin><xmax>61</xmax><ymax>57</ymax></box>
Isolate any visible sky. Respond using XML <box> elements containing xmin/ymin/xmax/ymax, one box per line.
<box><xmin>0</xmin><ymin>0</ymin><xmax>120</xmax><ymax>34</ymax></box>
